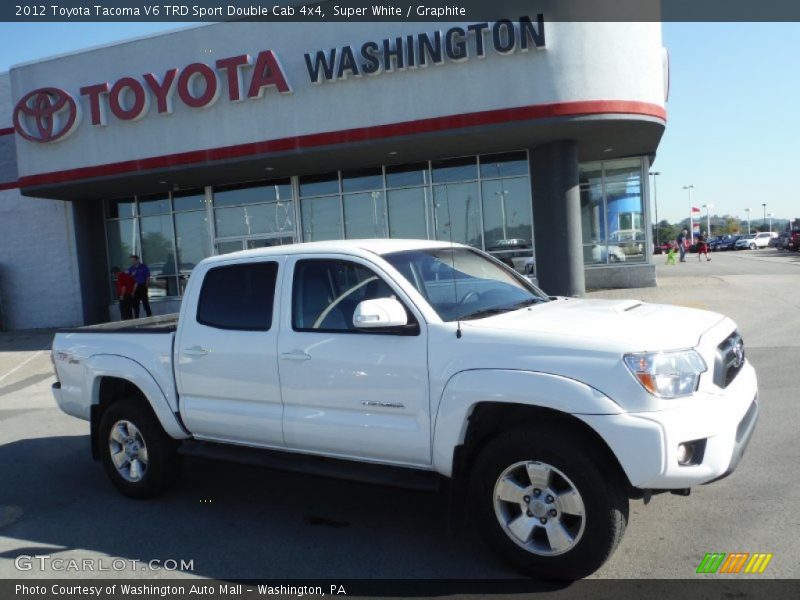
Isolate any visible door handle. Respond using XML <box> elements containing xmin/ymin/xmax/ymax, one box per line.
<box><xmin>280</xmin><ymin>351</ymin><xmax>311</xmax><ymax>362</ymax></box>
<box><xmin>183</xmin><ymin>346</ymin><xmax>209</xmax><ymax>357</ymax></box>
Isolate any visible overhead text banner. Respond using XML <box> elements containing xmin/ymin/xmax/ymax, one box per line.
<box><xmin>5</xmin><ymin>0</ymin><xmax>800</xmax><ymax>22</ymax></box>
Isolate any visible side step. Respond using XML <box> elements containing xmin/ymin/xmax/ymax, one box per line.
<box><xmin>178</xmin><ymin>440</ymin><xmax>442</xmax><ymax>492</ymax></box>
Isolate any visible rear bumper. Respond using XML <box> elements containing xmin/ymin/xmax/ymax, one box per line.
<box><xmin>581</xmin><ymin>362</ymin><xmax>758</xmax><ymax>490</ymax></box>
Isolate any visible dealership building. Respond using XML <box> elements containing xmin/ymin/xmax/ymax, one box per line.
<box><xmin>0</xmin><ymin>19</ymin><xmax>667</xmax><ymax>330</ymax></box>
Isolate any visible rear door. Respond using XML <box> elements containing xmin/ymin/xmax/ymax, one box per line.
<box><xmin>175</xmin><ymin>258</ymin><xmax>285</xmax><ymax>446</ymax></box>
<box><xmin>276</xmin><ymin>254</ymin><xmax>431</xmax><ymax>466</ymax></box>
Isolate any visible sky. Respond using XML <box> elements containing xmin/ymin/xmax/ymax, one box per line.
<box><xmin>1</xmin><ymin>21</ymin><xmax>798</xmax><ymax>225</ymax></box>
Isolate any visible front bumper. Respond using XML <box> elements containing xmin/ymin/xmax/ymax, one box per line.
<box><xmin>580</xmin><ymin>361</ymin><xmax>758</xmax><ymax>490</ymax></box>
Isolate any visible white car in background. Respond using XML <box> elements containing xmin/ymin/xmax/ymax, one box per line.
<box><xmin>593</xmin><ymin>243</ymin><xmax>627</xmax><ymax>263</ymax></box>
<box><xmin>735</xmin><ymin>232</ymin><xmax>777</xmax><ymax>250</ymax></box>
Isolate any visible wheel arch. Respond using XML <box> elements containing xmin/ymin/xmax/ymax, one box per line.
<box><xmin>86</xmin><ymin>355</ymin><xmax>189</xmax><ymax>459</ymax></box>
<box><xmin>433</xmin><ymin>370</ymin><xmax>633</xmax><ymax>494</ymax></box>
<box><xmin>452</xmin><ymin>403</ymin><xmax>634</xmax><ymax>494</ymax></box>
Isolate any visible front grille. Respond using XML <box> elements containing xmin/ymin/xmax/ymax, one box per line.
<box><xmin>714</xmin><ymin>331</ymin><xmax>745</xmax><ymax>389</ymax></box>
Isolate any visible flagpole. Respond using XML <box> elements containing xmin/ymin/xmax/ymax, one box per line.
<box><xmin>683</xmin><ymin>184</ymin><xmax>695</xmax><ymax>235</ymax></box>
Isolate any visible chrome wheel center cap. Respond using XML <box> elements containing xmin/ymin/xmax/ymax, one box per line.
<box><xmin>530</xmin><ymin>501</ymin><xmax>547</xmax><ymax>518</ymax></box>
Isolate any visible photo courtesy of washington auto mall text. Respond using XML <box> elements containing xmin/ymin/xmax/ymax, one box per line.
<box><xmin>2</xmin><ymin>0</ymin><xmax>800</xmax><ymax>598</ymax></box>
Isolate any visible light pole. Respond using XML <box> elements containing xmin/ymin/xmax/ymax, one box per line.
<box><xmin>683</xmin><ymin>185</ymin><xmax>694</xmax><ymax>233</ymax></box>
<box><xmin>762</xmin><ymin>203</ymin><xmax>767</xmax><ymax>230</ymax></box>
<box><xmin>650</xmin><ymin>171</ymin><xmax>660</xmax><ymax>246</ymax></box>
<box><xmin>744</xmin><ymin>208</ymin><xmax>751</xmax><ymax>234</ymax></box>
<box><xmin>767</xmin><ymin>213</ymin><xmax>773</xmax><ymax>232</ymax></box>
<box><xmin>702</xmin><ymin>203</ymin><xmax>714</xmax><ymax>236</ymax></box>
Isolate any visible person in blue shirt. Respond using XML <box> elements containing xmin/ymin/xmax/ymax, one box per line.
<box><xmin>127</xmin><ymin>254</ymin><xmax>152</xmax><ymax>318</ymax></box>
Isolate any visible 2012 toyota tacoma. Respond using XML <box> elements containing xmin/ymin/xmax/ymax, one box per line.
<box><xmin>50</xmin><ymin>239</ymin><xmax>758</xmax><ymax>578</ymax></box>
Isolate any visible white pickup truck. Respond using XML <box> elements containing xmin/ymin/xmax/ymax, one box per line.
<box><xmin>51</xmin><ymin>239</ymin><xmax>758</xmax><ymax>579</ymax></box>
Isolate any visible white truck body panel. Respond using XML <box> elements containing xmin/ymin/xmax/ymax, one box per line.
<box><xmin>51</xmin><ymin>239</ymin><xmax>758</xmax><ymax>490</ymax></box>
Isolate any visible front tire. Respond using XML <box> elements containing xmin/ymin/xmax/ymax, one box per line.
<box><xmin>98</xmin><ymin>398</ymin><xmax>178</xmax><ymax>499</ymax></box>
<box><xmin>469</xmin><ymin>425</ymin><xmax>628</xmax><ymax>579</ymax></box>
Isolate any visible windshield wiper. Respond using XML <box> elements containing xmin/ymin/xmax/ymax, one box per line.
<box><xmin>459</xmin><ymin>297</ymin><xmax>543</xmax><ymax>321</ymax></box>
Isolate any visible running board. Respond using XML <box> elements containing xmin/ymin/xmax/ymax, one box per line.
<box><xmin>178</xmin><ymin>440</ymin><xmax>442</xmax><ymax>492</ymax></box>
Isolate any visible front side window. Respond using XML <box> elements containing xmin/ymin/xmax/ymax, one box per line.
<box><xmin>197</xmin><ymin>262</ymin><xmax>278</xmax><ymax>331</ymax></box>
<box><xmin>292</xmin><ymin>260</ymin><xmax>398</xmax><ymax>332</ymax></box>
<box><xmin>384</xmin><ymin>248</ymin><xmax>547</xmax><ymax>322</ymax></box>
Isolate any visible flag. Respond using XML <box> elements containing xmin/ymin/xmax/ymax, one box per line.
<box><xmin>692</xmin><ymin>207</ymin><xmax>701</xmax><ymax>213</ymax></box>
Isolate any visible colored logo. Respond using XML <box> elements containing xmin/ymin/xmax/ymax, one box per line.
<box><xmin>696</xmin><ymin>552</ymin><xmax>773</xmax><ymax>574</ymax></box>
<box><xmin>13</xmin><ymin>87</ymin><xmax>81</xmax><ymax>143</ymax></box>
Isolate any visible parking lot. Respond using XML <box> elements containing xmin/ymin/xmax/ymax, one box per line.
<box><xmin>0</xmin><ymin>249</ymin><xmax>798</xmax><ymax>581</ymax></box>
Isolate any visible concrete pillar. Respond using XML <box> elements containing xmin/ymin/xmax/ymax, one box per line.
<box><xmin>529</xmin><ymin>140</ymin><xmax>585</xmax><ymax>297</ymax></box>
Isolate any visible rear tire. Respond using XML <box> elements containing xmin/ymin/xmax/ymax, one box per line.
<box><xmin>98</xmin><ymin>397</ymin><xmax>178</xmax><ymax>499</ymax></box>
<box><xmin>749</xmin><ymin>243</ymin><xmax>756</xmax><ymax>250</ymax></box>
<box><xmin>469</xmin><ymin>425</ymin><xmax>628</xmax><ymax>579</ymax></box>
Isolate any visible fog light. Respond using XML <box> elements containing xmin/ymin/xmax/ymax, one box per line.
<box><xmin>677</xmin><ymin>443</ymin><xmax>693</xmax><ymax>465</ymax></box>
<box><xmin>677</xmin><ymin>439</ymin><xmax>707</xmax><ymax>466</ymax></box>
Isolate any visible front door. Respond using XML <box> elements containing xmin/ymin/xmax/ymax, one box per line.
<box><xmin>277</xmin><ymin>255</ymin><xmax>431</xmax><ymax>466</ymax></box>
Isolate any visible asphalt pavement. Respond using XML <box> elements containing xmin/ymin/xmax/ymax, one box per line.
<box><xmin>0</xmin><ymin>248</ymin><xmax>798</xmax><ymax>582</ymax></box>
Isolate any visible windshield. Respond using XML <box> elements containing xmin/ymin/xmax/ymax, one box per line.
<box><xmin>383</xmin><ymin>247</ymin><xmax>548</xmax><ymax>322</ymax></box>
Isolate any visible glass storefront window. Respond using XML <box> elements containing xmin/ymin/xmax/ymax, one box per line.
<box><xmin>299</xmin><ymin>173</ymin><xmax>339</xmax><ymax>197</ymax></box>
<box><xmin>479</xmin><ymin>152</ymin><xmax>529</xmax><ymax>179</ymax></box>
<box><xmin>580</xmin><ymin>162</ymin><xmax>606</xmax><ymax>265</ymax></box>
<box><xmin>580</xmin><ymin>158</ymin><xmax>646</xmax><ymax>265</ymax></box>
<box><xmin>343</xmin><ymin>191</ymin><xmax>388</xmax><ymax>238</ymax></box>
<box><xmin>387</xmin><ymin>187</ymin><xmax>429</xmax><ymax>239</ymax></box>
<box><xmin>386</xmin><ymin>163</ymin><xmax>428</xmax><ymax>188</ymax></box>
<box><xmin>140</xmin><ymin>214</ymin><xmax>178</xmax><ymax>298</ymax></box>
<box><xmin>106</xmin><ymin>218</ymin><xmax>138</xmax><ymax>271</ymax></box>
<box><xmin>138</xmin><ymin>194</ymin><xmax>171</xmax><ymax>216</ymax></box>
<box><xmin>604</xmin><ymin>159</ymin><xmax>645</xmax><ymax>263</ymax></box>
<box><xmin>341</xmin><ymin>168</ymin><xmax>383</xmax><ymax>193</ymax></box>
<box><xmin>433</xmin><ymin>182</ymin><xmax>481</xmax><ymax>247</ymax></box>
<box><xmin>301</xmin><ymin>195</ymin><xmax>342</xmax><ymax>241</ymax></box>
<box><xmin>481</xmin><ymin>177</ymin><xmax>532</xmax><ymax>249</ymax></box>
<box><xmin>215</xmin><ymin>202</ymin><xmax>294</xmax><ymax>238</ymax></box>
<box><xmin>106</xmin><ymin>197</ymin><xmax>136</xmax><ymax>219</ymax></box>
<box><xmin>216</xmin><ymin>240</ymin><xmax>244</xmax><ymax>255</ymax></box>
<box><xmin>432</xmin><ymin>156</ymin><xmax>478</xmax><ymax>183</ymax></box>
<box><xmin>175</xmin><ymin>211</ymin><xmax>212</xmax><ymax>273</ymax></box>
<box><xmin>213</xmin><ymin>179</ymin><xmax>291</xmax><ymax>207</ymax></box>
<box><xmin>173</xmin><ymin>190</ymin><xmax>207</xmax><ymax>212</ymax></box>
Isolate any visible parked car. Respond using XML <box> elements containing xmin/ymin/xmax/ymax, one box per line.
<box><xmin>608</xmin><ymin>229</ymin><xmax>645</xmax><ymax>257</ymax></box>
<box><xmin>653</xmin><ymin>241</ymin><xmax>671</xmax><ymax>255</ymax></box>
<box><xmin>735</xmin><ymin>232</ymin><xmax>776</xmax><ymax>250</ymax></box>
<box><xmin>783</xmin><ymin>228</ymin><xmax>800</xmax><ymax>251</ymax></box>
<box><xmin>50</xmin><ymin>239</ymin><xmax>759</xmax><ymax>579</ymax></box>
<box><xmin>716</xmin><ymin>235</ymin><xmax>741</xmax><ymax>251</ymax></box>
<box><xmin>487</xmin><ymin>239</ymin><xmax>534</xmax><ymax>275</ymax></box>
<box><xmin>591</xmin><ymin>243</ymin><xmax>627</xmax><ymax>263</ymax></box>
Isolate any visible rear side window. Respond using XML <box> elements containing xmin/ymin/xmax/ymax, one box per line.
<box><xmin>197</xmin><ymin>262</ymin><xmax>278</xmax><ymax>331</ymax></box>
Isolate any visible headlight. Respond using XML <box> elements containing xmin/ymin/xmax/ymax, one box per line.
<box><xmin>623</xmin><ymin>350</ymin><xmax>707</xmax><ymax>398</ymax></box>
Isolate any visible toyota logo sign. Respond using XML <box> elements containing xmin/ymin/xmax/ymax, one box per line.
<box><xmin>13</xmin><ymin>87</ymin><xmax>81</xmax><ymax>143</ymax></box>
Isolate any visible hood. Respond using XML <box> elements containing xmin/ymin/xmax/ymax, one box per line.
<box><xmin>464</xmin><ymin>298</ymin><xmax>725</xmax><ymax>351</ymax></box>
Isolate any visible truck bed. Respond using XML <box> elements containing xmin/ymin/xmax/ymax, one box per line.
<box><xmin>58</xmin><ymin>313</ymin><xmax>179</xmax><ymax>333</ymax></box>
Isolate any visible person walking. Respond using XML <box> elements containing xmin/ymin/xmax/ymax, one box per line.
<box><xmin>676</xmin><ymin>228</ymin><xmax>689</xmax><ymax>262</ymax></box>
<box><xmin>697</xmin><ymin>232</ymin><xmax>711</xmax><ymax>262</ymax></box>
<box><xmin>111</xmin><ymin>267</ymin><xmax>135</xmax><ymax>320</ymax></box>
<box><xmin>127</xmin><ymin>254</ymin><xmax>152</xmax><ymax>318</ymax></box>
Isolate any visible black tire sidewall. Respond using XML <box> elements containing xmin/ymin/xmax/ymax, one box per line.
<box><xmin>98</xmin><ymin>398</ymin><xmax>177</xmax><ymax>499</ymax></box>
<box><xmin>470</xmin><ymin>426</ymin><xmax>628</xmax><ymax>579</ymax></box>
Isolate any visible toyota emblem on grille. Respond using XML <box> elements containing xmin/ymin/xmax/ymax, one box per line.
<box><xmin>13</xmin><ymin>87</ymin><xmax>81</xmax><ymax>143</ymax></box>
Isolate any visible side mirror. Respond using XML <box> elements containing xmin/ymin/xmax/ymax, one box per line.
<box><xmin>353</xmin><ymin>298</ymin><xmax>408</xmax><ymax>329</ymax></box>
